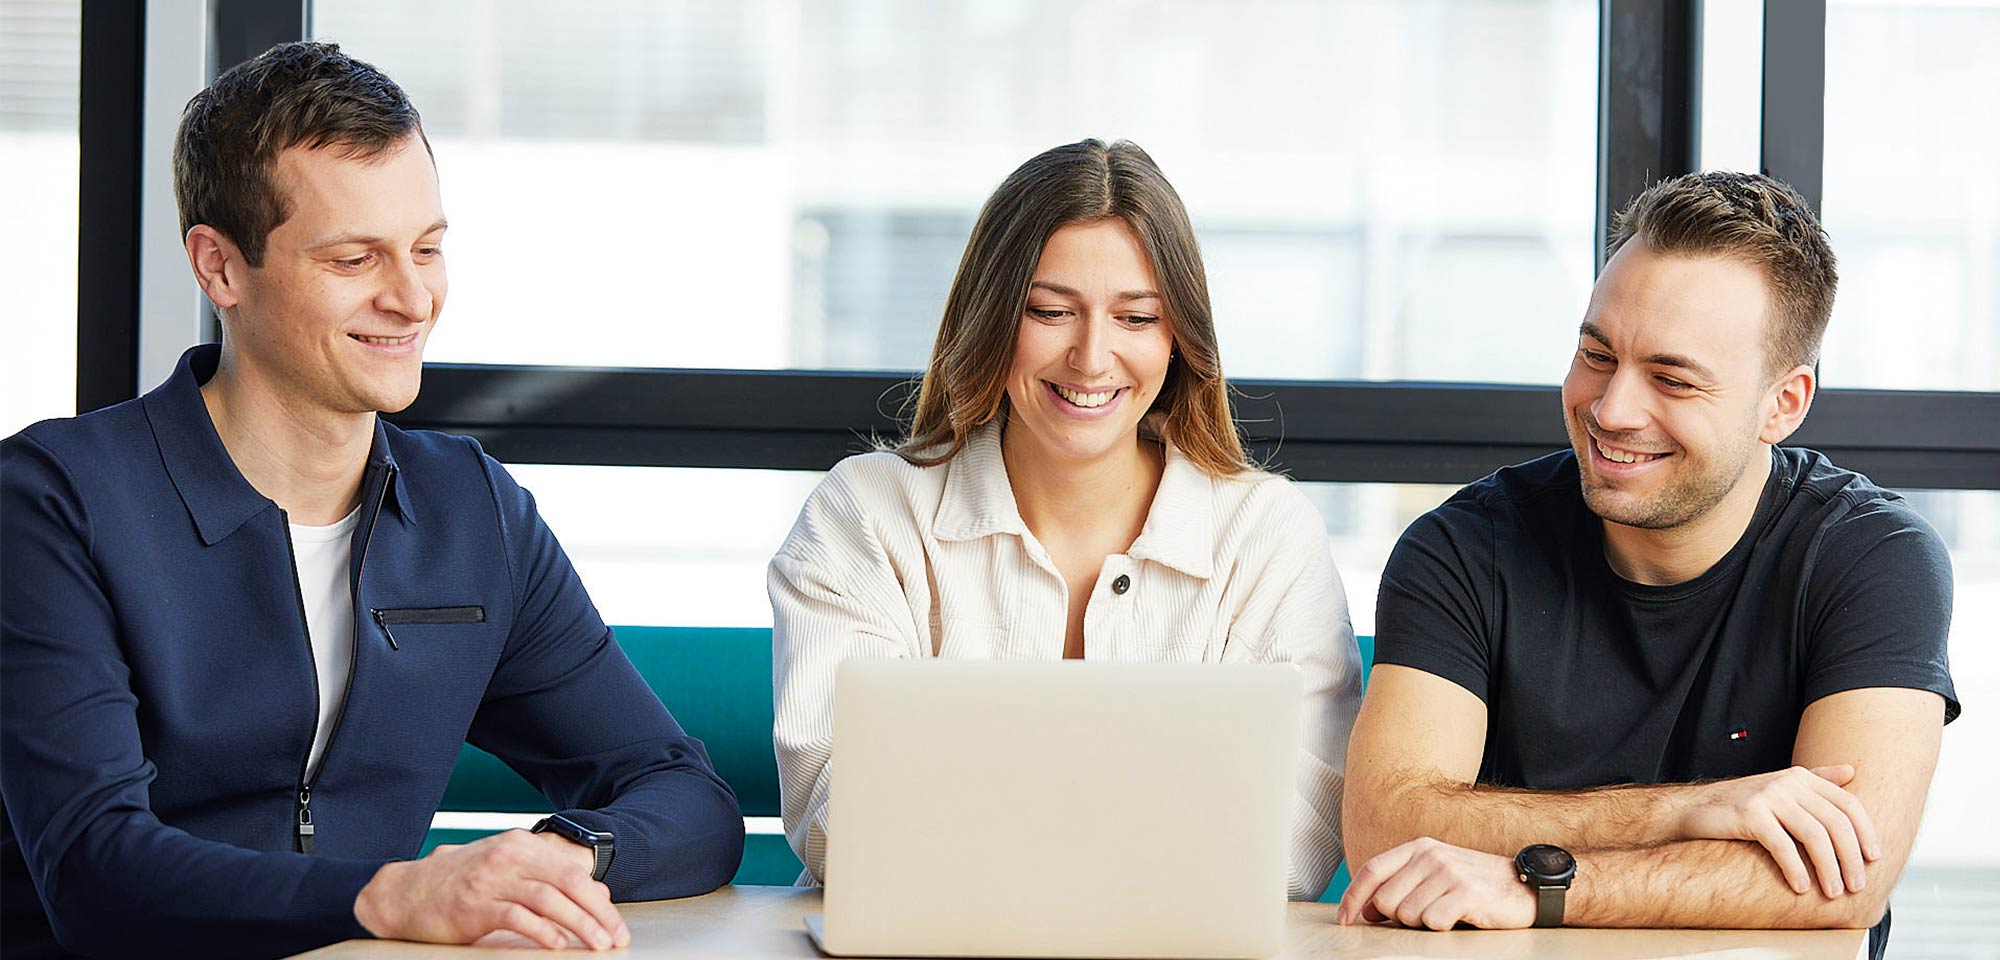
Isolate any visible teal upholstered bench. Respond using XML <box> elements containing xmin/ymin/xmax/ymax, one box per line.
<box><xmin>426</xmin><ymin>626</ymin><xmax>801</xmax><ymax>886</ymax></box>
<box><xmin>427</xmin><ymin>627</ymin><xmax>1376</xmax><ymax>900</ymax></box>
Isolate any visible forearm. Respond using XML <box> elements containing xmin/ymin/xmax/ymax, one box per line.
<box><xmin>574</xmin><ymin>755</ymin><xmax>745</xmax><ymax>901</ymax></box>
<box><xmin>1349</xmin><ymin>770</ymin><xmax>1697</xmax><ymax>864</ymax></box>
<box><xmin>1570</xmin><ymin>839</ymin><xmax>1891</xmax><ymax>929</ymax></box>
<box><xmin>35</xmin><ymin>811</ymin><xmax>382</xmax><ymax>958</ymax></box>
<box><xmin>1286</xmin><ymin>756</ymin><xmax>1344</xmax><ymax>900</ymax></box>
<box><xmin>768</xmin><ymin>540</ymin><xmax>919</xmax><ymax>885</ymax></box>
<box><xmin>773</xmin><ymin>730</ymin><xmax>834</xmax><ymax>882</ymax></box>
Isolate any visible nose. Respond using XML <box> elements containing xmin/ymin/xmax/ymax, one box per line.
<box><xmin>1066</xmin><ymin>313</ymin><xmax>1113</xmax><ymax>378</ymax></box>
<box><xmin>1592</xmin><ymin>367</ymin><xmax>1652</xmax><ymax>433</ymax></box>
<box><xmin>376</xmin><ymin>254</ymin><xmax>436</xmax><ymax>325</ymax></box>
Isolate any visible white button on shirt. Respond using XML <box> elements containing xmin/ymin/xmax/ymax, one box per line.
<box><xmin>769</xmin><ymin>422</ymin><xmax>1363</xmax><ymax>899</ymax></box>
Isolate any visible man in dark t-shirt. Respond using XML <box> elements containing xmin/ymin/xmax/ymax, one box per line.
<box><xmin>1335</xmin><ymin>172</ymin><xmax>1956</xmax><ymax>959</ymax></box>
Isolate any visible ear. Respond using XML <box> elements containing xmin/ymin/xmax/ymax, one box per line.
<box><xmin>185</xmin><ymin>225</ymin><xmax>247</xmax><ymax>311</ymax></box>
<box><xmin>1758</xmin><ymin>363</ymin><xmax>1816</xmax><ymax>445</ymax></box>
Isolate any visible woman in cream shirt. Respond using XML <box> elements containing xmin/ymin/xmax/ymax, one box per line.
<box><xmin>769</xmin><ymin>139</ymin><xmax>1362</xmax><ymax>900</ymax></box>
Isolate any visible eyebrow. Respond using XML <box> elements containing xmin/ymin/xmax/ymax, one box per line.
<box><xmin>1578</xmin><ymin>321</ymin><xmax>1717</xmax><ymax>382</ymax></box>
<box><xmin>305</xmin><ymin>218</ymin><xmax>449</xmax><ymax>252</ymax></box>
<box><xmin>1028</xmin><ymin>280</ymin><xmax>1163</xmax><ymax>302</ymax></box>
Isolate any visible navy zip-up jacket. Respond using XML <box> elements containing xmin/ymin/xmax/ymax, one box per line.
<box><xmin>0</xmin><ymin>345</ymin><xmax>745</xmax><ymax>958</ymax></box>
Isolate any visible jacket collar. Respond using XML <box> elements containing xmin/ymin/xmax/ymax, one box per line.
<box><xmin>932</xmin><ymin>418</ymin><xmax>1218</xmax><ymax>580</ymax></box>
<box><xmin>141</xmin><ymin>344</ymin><xmax>415</xmax><ymax>546</ymax></box>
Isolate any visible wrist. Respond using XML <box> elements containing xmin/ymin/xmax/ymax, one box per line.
<box><xmin>353</xmin><ymin>860</ymin><xmax>406</xmax><ymax>938</ymax></box>
<box><xmin>1515</xmin><ymin>844</ymin><xmax>1576</xmax><ymax>927</ymax></box>
<box><xmin>535</xmin><ymin>829</ymin><xmax>600</xmax><ymax>877</ymax></box>
<box><xmin>1659</xmin><ymin>782</ymin><xmax>1707</xmax><ymax>841</ymax></box>
<box><xmin>1562</xmin><ymin>849</ymin><xmax>1608</xmax><ymax>925</ymax></box>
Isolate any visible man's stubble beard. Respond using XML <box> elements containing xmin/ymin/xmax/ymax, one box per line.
<box><xmin>1569</xmin><ymin>409</ymin><xmax>1762</xmax><ymax>531</ymax></box>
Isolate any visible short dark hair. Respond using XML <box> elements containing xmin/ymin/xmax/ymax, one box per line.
<box><xmin>1610</xmin><ymin>171</ymin><xmax>1838</xmax><ymax>380</ymax></box>
<box><xmin>174</xmin><ymin>41</ymin><xmax>425</xmax><ymax>266</ymax></box>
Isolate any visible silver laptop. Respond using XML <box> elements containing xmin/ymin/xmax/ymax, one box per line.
<box><xmin>804</xmin><ymin>658</ymin><xmax>1303</xmax><ymax>959</ymax></box>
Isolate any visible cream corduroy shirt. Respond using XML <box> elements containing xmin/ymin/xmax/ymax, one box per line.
<box><xmin>768</xmin><ymin>421</ymin><xmax>1363</xmax><ymax>900</ymax></box>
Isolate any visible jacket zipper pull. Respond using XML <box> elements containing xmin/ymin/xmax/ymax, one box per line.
<box><xmin>296</xmin><ymin>787</ymin><xmax>316</xmax><ymax>854</ymax></box>
<box><xmin>372</xmin><ymin>609</ymin><xmax>400</xmax><ymax>651</ymax></box>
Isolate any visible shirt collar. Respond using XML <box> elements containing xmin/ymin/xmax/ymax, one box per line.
<box><xmin>1126</xmin><ymin>442</ymin><xmax>1218</xmax><ymax>580</ymax></box>
<box><xmin>931</xmin><ymin>417</ymin><xmax>1219</xmax><ymax>580</ymax></box>
<box><xmin>933</xmin><ymin>421</ymin><xmax>1028</xmax><ymax>543</ymax></box>
<box><xmin>141</xmin><ymin>344</ymin><xmax>415</xmax><ymax>546</ymax></box>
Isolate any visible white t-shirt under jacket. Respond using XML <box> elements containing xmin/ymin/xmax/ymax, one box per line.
<box><xmin>768</xmin><ymin>421</ymin><xmax>1363</xmax><ymax>900</ymax></box>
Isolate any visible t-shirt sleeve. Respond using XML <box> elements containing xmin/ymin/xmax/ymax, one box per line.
<box><xmin>1800</xmin><ymin>497</ymin><xmax>1959</xmax><ymax>723</ymax></box>
<box><xmin>1372</xmin><ymin>496</ymin><xmax>1497</xmax><ymax>702</ymax></box>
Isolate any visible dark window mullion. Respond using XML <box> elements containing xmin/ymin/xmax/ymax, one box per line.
<box><xmin>1760</xmin><ymin>0</ymin><xmax>1827</xmax><ymax>214</ymax></box>
<box><xmin>1596</xmin><ymin>0</ymin><xmax>1701</xmax><ymax>274</ymax></box>
<box><xmin>389</xmin><ymin>366</ymin><xmax>2000</xmax><ymax>490</ymax></box>
<box><xmin>75</xmin><ymin>0</ymin><xmax>146</xmax><ymax>415</ymax></box>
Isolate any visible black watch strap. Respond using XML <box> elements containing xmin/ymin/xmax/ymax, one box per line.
<box><xmin>1533</xmin><ymin>884</ymin><xmax>1565</xmax><ymax>927</ymax></box>
<box><xmin>532</xmin><ymin>814</ymin><xmax>615</xmax><ymax>882</ymax></box>
<box><xmin>585</xmin><ymin>838</ymin><xmax>614</xmax><ymax>882</ymax></box>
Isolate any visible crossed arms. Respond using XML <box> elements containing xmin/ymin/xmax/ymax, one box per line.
<box><xmin>1338</xmin><ymin>664</ymin><xmax>1945</xmax><ymax>930</ymax></box>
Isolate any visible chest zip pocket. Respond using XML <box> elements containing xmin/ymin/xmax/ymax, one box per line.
<box><xmin>372</xmin><ymin>606</ymin><xmax>485</xmax><ymax>650</ymax></box>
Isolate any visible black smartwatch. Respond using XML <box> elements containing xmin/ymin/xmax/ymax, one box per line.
<box><xmin>1515</xmin><ymin>844</ymin><xmax>1576</xmax><ymax>927</ymax></box>
<box><xmin>532</xmin><ymin>814</ymin><xmax>615</xmax><ymax>882</ymax></box>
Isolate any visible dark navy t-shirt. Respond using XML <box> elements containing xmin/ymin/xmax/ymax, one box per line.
<box><xmin>1375</xmin><ymin>447</ymin><xmax>1957</xmax><ymax>954</ymax></box>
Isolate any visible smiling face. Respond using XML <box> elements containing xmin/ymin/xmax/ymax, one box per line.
<box><xmin>1560</xmin><ymin>239</ymin><xmax>1782</xmax><ymax>530</ymax></box>
<box><xmin>214</xmin><ymin>133</ymin><xmax>447</xmax><ymax>415</ymax></box>
<box><xmin>1002</xmin><ymin>218</ymin><xmax>1174</xmax><ymax>469</ymax></box>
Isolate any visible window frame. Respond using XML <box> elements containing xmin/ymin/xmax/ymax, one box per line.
<box><xmin>74</xmin><ymin>0</ymin><xmax>2000</xmax><ymax>491</ymax></box>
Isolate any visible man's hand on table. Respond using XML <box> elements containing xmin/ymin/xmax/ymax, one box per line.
<box><xmin>353</xmin><ymin>828</ymin><xmax>632</xmax><ymax>950</ymax></box>
<box><xmin>1337</xmin><ymin>837</ymin><xmax>1536</xmax><ymax>930</ymax></box>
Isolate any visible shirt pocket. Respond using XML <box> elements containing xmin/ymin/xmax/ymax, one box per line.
<box><xmin>370</xmin><ymin>605</ymin><xmax>486</xmax><ymax>650</ymax></box>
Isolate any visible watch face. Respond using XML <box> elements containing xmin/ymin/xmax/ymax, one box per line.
<box><xmin>1519</xmin><ymin>844</ymin><xmax>1575</xmax><ymax>878</ymax></box>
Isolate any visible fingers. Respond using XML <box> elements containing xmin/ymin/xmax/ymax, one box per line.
<box><xmin>1368</xmin><ymin>858</ymin><xmax>1441</xmax><ymax>927</ymax></box>
<box><xmin>1338</xmin><ymin>841</ymin><xmax>1421</xmax><ymax>924</ymax></box>
<box><xmin>492</xmin><ymin>902</ymin><xmax>570</xmax><ymax>951</ymax></box>
<box><xmin>1751</xmin><ymin>816</ymin><xmax>1814</xmax><ymax>895</ymax></box>
<box><xmin>509</xmin><ymin>834</ymin><xmax>629</xmax><ymax>950</ymax></box>
<box><xmin>538</xmin><ymin>869</ymin><xmax>628</xmax><ymax>948</ymax></box>
<box><xmin>1419</xmin><ymin>890</ymin><xmax>1474</xmax><ymax>932</ymax></box>
<box><xmin>1796</xmin><ymin>790</ymin><xmax>1868</xmax><ymax>893</ymax></box>
<box><xmin>1389</xmin><ymin>872</ymin><xmax>1457</xmax><ymax>930</ymax></box>
<box><xmin>1807</xmin><ymin>763</ymin><xmax>1856</xmax><ymax>787</ymax></box>
<box><xmin>511</xmin><ymin>878</ymin><xmax>620</xmax><ymax>951</ymax></box>
<box><xmin>1808</xmin><ymin>772</ymin><xmax>1882</xmax><ymax>861</ymax></box>
<box><xmin>450</xmin><ymin>831</ymin><xmax>628</xmax><ymax>951</ymax></box>
<box><xmin>1771</xmin><ymin>801</ymin><xmax>1843</xmax><ymax>897</ymax></box>
<box><xmin>1337</xmin><ymin>839</ymin><xmax>1529</xmax><ymax>931</ymax></box>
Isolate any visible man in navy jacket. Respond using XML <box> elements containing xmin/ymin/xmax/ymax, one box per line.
<box><xmin>0</xmin><ymin>42</ymin><xmax>743</xmax><ymax>958</ymax></box>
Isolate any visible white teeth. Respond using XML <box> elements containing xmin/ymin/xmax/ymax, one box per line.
<box><xmin>1053</xmin><ymin>384</ymin><xmax>1116</xmax><ymax>408</ymax></box>
<box><xmin>1596</xmin><ymin>440</ymin><xmax>1664</xmax><ymax>464</ymax></box>
<box><xmin>353</xmin><ymin>335</ymin><xmax>410</xmax><ymax>345</ymax></box>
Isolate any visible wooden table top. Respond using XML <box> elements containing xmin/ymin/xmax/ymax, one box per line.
<box><xmin>295</xmin><ymin>884</ymin><xmax>1867</xmax><ymax>959</ymax></box>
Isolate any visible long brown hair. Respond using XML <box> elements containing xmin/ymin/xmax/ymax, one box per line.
<box><xmin>896</xmin><ymin>139</ymin><xmax>1248</xmax><ymax>475</ymax></box>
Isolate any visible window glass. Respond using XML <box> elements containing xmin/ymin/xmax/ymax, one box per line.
<box><xmin>513</xmin><ymin>461</ymin><xmax>1463</xmax><ymax>637</ymax></box>
<box><xmin>312</xmin><ymin>0</ymin><xmax>1597</xmax><ymax>384</ymax></box>
<box><xmin>0</xmin><ymin>0</ymin><xmax>79</xmax><ymax>436</ymax></box>
<box><xmin>1821</xmin><ymin>0</ymin><xmax>2000</xmax><ymax>392</ymax></box>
